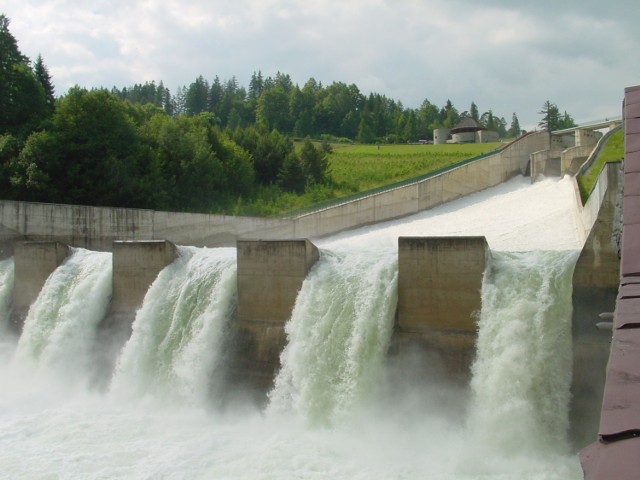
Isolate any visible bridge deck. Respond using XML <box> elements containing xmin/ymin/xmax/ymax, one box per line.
<box><xmin>552</xmin><ymin>116</ymin><xmax>623</xmax><ymax>136</ymax></box>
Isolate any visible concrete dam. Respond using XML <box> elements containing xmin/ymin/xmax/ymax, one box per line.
<box><xmin>0</xmin><ymin>130</ymin><xmax>621</xmax><ymax>479</ymax></box>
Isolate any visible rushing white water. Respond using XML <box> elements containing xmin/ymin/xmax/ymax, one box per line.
<box><xmin>111</xmin><ymin>247</ymin><xmax>237</xmax><ymax>406</ymax></box>
<box><xmin>467</xmin><ymin>250</ymin><xmax>580</xmax><ymax>473</ymax></box>
<box><xmin>13</xmin><ymin>248</ymin><xmax>112</xmax><ymax>386</ymax></box>
<box><xmin>318</xmin><ymin>175</ymin><xmax>583</xmax><ymax>251</ymax></box>
<box><xmin>0</xmin><ymin>176</ymin><xmax>587</xmax><ymax>479</ymax></box>
<box><xmin>268</xmin><ymin>248</ymin><xmax>398</xmax><ymax>425</ymax></box>
<box><xmin>0</xmin><ymin>257</ymin><xmax>15</xmax><ymax>360</ymax></box>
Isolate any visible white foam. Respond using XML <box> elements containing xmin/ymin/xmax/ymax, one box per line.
<box><xmin>318</xmin><ymin>175</ymin><xmax>584</xmax><ymax>252</ymax></box>
<box><xmin>0</xmin><ymin>177</ymin><xmax>586</xmax><ymax>479</ymax></box>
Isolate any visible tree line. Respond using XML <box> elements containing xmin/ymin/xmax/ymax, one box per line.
<box><xmin>112</xmin><ymin>74</ymin><xmax>527</xmax><ymax>144</ymax></box>
<box><xmin>0</xmin><ymin>13</ymin><xmax>574</xmax><ymax>214</ymax></box>
<box><xmin>1</xmin><ymin>14</ymin><xmax>332</xmax><ymax>213</ymax></box>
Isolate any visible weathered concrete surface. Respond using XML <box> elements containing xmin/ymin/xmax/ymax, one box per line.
<box><xmin>11</xmin><ymin>241</ymin><xmax>70</xmax><ymax>331</ymax></box>
<box><xmin>230</xmin><ymin>240</ymin><xmax>320</xmax><ymax>395</ymax></box>
<box><xmin>575</xmin><ymin>128</ymin><xmax>602</xmax><ymax>147</ymax></box>
<box><xmin>503</xmin><ymin>131</ymin><xmax>550</xmax><ymax>175</ymax></box>
<box><xmin>153</xmin><ymin>211</ymin><xmax>294</xmax><ymax>247</ymax></box>
<box><xmin>530</xmin><ymin>148</ymin><xmax>562</xmax><ymax>180</ymax></box>
<box><xmin>562</xmin><ymin>145</ymin><xmax>595</xmax><ymax>176</ymax></box>
<box><xmin>0</xmin><ymin>201</ymin><xmax>154</xmax><ymax>252</ymax></box>
<box><xmin>393</xmin><ymin>236</ymin><xmax>489</xmax><ymax>378</ymax></box>
<box><xmin>0</xmin><ymin>132</ymin><xmax>550</xmax><ymax>250</ymax></box>
<box><xmin>108</xmin><ymin>240</ymin><xmax>178</xmax><ymax>326</ymax></box>
<box><xmin>92</xmin><ymin>240</ymin><xmax>178</xmax><ymax>386</ymax></box>
<box><xmin>570</xmin><ymin>162</ymin><xmax>622</xmax><ymax>450</ymax></box>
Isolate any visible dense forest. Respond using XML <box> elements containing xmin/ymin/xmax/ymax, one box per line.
<box><xmin>0</xmin><ymin>14</ymin><xmax>574</xmax><ymax>214</ymax></box>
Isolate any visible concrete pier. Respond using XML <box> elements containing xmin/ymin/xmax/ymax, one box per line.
<box><xmin>93</xmin><ymin>240</ymin><xmax>178</xmax><ymax>385</ymax></box>
<box><xmin>107</xmin><ymin>240</ymin><xmax>178</xmax><ymax>328</ymax></box>
<box><xmin>231</xmin><ymin>239</ymin><xmax>320</xmax><ymax>394</ymax></box>
<box><xmin>11</xmin><ymin>241</ymin><xmax>70</xmax><ymax>331</ymax></box>
<box><xmin>393</xmin><ymin>236</ymin><xmax>489</xmax><ymax>378</ymax></box>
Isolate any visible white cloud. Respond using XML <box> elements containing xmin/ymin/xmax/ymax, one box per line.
<box><xmin>3</xmin><ymin>0</ymin><xmax>638</xmax><ymax>130</ymax></box>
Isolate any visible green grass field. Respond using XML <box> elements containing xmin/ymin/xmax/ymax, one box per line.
<box><xmin>576</xmin><ymin>129</ymin><xmax>624</xmax><ymax>203</ymax></box>
<box><xmin>237</xmin><ymin>132</ymin><xmax>622</xmax><ymax>216</ymax></box>
<box><xmin>327</xmin><ymin>143</ymin><xmax>503</xmax><ymax>196</ymax></box>
<box><xmin>238</xmin><ymin>142</ymin><xmax>503</xmax><ymax>216</ymax></box>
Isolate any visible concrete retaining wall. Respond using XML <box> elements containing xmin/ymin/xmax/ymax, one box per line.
<box><xmin>531</xmin><ymin>149</ymin><xmax>555</xmax><ymax>179</ymax></box>
<box><xmin>0</xmin><ymin>132</ymin><xmax>550</xmax><ymax>250</ymax></box>
<box><xmin>0</xmin><ymin>202</ymin><xmax>154</xmax><ymax>252</ymax></box>
<box><xmin>503</xmin><ymin>131</ymin><xmax>550</xmax><ymax>175</ymax></box>
<box><xmin>562</xmin><ymin>145</ymin><xmax>595</xmax><ymax>176</ymax></box>
<box><xmin>291</xmin><ymin>133</ymin><xmax>550</xmax><ymax>239</ymax></box>
<box><xmin>575</xmin><ymin>128</ymin><xmax>602</xmax><ymax>147</ymax></box>
<box><xmin>570</xmin><ymin>162</ymin><xmax>622</xmax><ymax>449</ymax></box>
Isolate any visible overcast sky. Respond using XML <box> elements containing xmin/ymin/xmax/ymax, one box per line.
<box><xmin>3</xmin><ymin>0</ymin><xmax>638</xmax><ymax>130</ymax></box>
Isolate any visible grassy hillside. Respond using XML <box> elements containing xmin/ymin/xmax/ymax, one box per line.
<box><xmin>328</xmin><ymin>143</ymin><xmax>502</xmax><ymax>195</ymax></box>
<box><xmin>577</xmin><ymin>129</ymin><xmax>624</xmax><ymax>203</ymax></box>
<box><xmin>238</xmin><ymin>142</ymin><xmax>503</xmax><ymax>216</ymax></box>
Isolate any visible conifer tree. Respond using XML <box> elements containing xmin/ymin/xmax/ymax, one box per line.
<box><xmin>0</xmin><ymin>14</ymin><xmax>48</xmax><ymax>135</ymax></box>
<box><xmin>470</xmin><ymin>101</ymin><xmax>479</xmax><ymax>121</ymax></box>
<box><xmin>508</xmin><ymin>112</ymin><xmax>521</xmax><ymax>137</ymax></box>
<box><xmin>34</xmin><ymin>54</ymin><xmax>55</xmax><ymax>113</ymax></box>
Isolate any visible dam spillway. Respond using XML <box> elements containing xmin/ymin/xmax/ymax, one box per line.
<box><xmin>0</xmin><ymin>175</ymin><xmax>603</xmax><ymax>479</ymax></box>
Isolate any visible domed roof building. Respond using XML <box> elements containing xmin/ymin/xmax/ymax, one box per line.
<box><xmin>450</xmin><ymin>117</ymin><xmax>485</xmax><ymax>141</ymax></box>
<box><xmin>433</xmin><ymin>117</ymin><xmax>500</xmax><ymax>144</ymax></box>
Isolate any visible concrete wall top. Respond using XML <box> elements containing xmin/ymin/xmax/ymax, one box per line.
<box><xmin>0</xmin><ymin>200</ymin><xmax>154</xmax><ymax>251</ymax></box>
<box><xmin>1</xmin><ymin>131</ymin><xmax>551</xmax><ymax>251</ymax></box>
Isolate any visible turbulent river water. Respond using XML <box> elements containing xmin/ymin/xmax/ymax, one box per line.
<box><xmin>0</xmin><ymin>176</ymin><xmax>586</xmax><ymax>479</ymax></box>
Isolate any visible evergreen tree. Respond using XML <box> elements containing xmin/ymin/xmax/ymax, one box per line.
<box><xmin>417</xmin><ymin>98</ymin><xmax>439</xmax><ymax>140</ymax></box>
<box><xmin>33</xmin><ymin>54</ymin><xmax>55</xmax><ymax>113</ymax></box>
<box><xmin>441</xmin><ymin>99</ymin><xmax>459</xmax><ymax>129</ymax></box>
<box><xmin>0</xmin><ymin>14</ymin><xmax>26</xmax><ymax>72</ymax></box>
<box><xmin>558</xmin><ymin>111</ymin><xmax>576</xmax><ymax>130</ymax></box>
<box><xmin>470</xmin><ymin>101</ymin><xmax>479</xmax><ymax>121</ymax></box>
<box><xmin>0</xmin><ymin>14</ymin><xmax>48</xmax><ymax>135</ymax></box>
<box><xmin>300</xmin><ymin>137</ymin><xmax>328</xmax><ymax>185</ymax></box>
<box><xmin>256</xmin><ymin>86</ymin><xmax>290</xmax><ymax>132</ymax></box>
<box><xmin>172</xmin><ymin>86</ymin><xmax>187</xmax><ymax>115</ymax></box>
<box><xmin>185</xmin><ymin>75</ymin><xmax>209</xmax><ymax>116</ymax></box>
<box><xmin>208</xmin><ymin>76</ymin><xmax>223</xmax><ymax>117</ymax></box>
<box><xmin>538</xmin><ymin>102</ymin><xmax>575</xmax><ymax>131</ymax></box>
<box><xmin>538</xmin><ymin>100</ymin><xmax>560</xmax><ymax>131</ymax></box>
<box><xmin>480</xmin><ymin>109</ymin><xmax>496</xmax><ymax>130</ymax></box>
<box><xmin>403</xmin><ymin>110</ymin><xmax>417</xmax><ymax>142</ymax></box>
<box><xmin>508</xmin><ymin>112</ymin><xmax>521</xmax><ymax>137</ymax></box>
<box><xmin>357</xmin><ymin>111</ymin><xmax>375</xmax><ymax>143</ymax></box>
<box><xmin>248</xmin><ymin>70</ymin><xmax>264</xmax><ymax>102</ymax></box>
<box><xmin>277</xmin><ymin>151</ymin><xmax>305</xmax><ymax>193</ymax></box>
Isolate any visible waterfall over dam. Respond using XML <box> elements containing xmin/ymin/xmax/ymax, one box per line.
<box><xmin>0</xmin><ymin>175</ymin><xmax>593</xmax><ymax>479</ymax></box>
